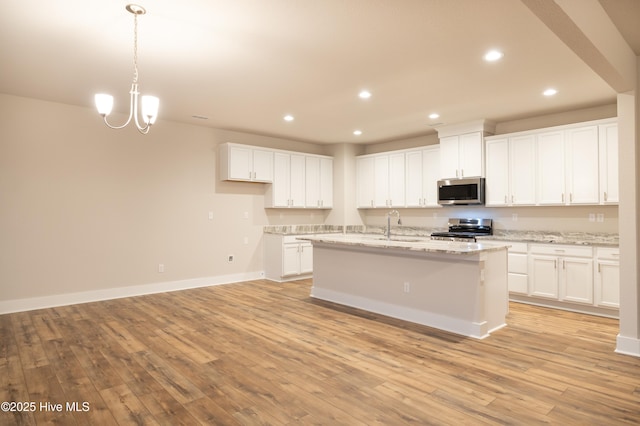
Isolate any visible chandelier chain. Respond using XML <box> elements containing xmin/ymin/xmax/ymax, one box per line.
<box><xmin>133</xmin><ymin>12</ymin><xmax>139</xmax><ymax>84</ymax></box>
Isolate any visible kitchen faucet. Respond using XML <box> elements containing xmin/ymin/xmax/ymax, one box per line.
<box><xmin>386</xmin><ymin>210</ymin><xmax>401</xmax><ymax>240</ymax></box>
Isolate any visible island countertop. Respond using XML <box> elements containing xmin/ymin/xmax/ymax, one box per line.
<box><xmin>299</xmin><ymin>233</ymin><xmax>510</xmax><ymax>255</ymax></box>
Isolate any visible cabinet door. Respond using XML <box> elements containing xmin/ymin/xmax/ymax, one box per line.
<box><xmin>289</xmin><ymin>154</ymin><xmax>306</xmax><ymax>207</ymax></box>
<box><xmin>459</xmin><ymin>132</ymin><xmax>483</xmax><ymax>177</ymax></box>
<box><xmin>272</xmin><ymin>153</ymin><xmax>291</xmax><ymax>207</ymax></box>
<box><xmin>374</xmin><ymin>155</ymin><xmax>390</xmax><ymax>207</ymax></box>
<box><xmin>510</xmin><ymin>135</ymin><xmax>536</xmax><ymax>205</ymax></box>
<box><xmin>536</xmin><ymin>131</ymin><xmax>565</xmax><ymax>205</ymax></box>
<box><xmin>485</xmin><ymin>138</ymin><xmax>509</xmax><ymax>206</ymax></box>
<box><xmin>299</xmin><ymin>243</ymin><xmax>313</xmax><ymax>274</ymax></box>
<box><xmin>319</xmin><ymin>157</ymin><xmax>333</xmax><ymax>208</ymax></box>
<box><xmin>357</xmin><ymin>157</ymin><xmax>375</xmax><ymax>208</ymax></box>
<box><xmin>561</xmin><ymin>257</ymin><xmax>593</xmax><ymax>304</ymax></box>
<box><xmin>252</xmin><ymin>149</ymin><xmax>274</xmax><ymax>182</ymax></box>
<box><xmin>405</xmin><ymin>150</ymin><xmax>423</xmax><ymax>207</ymax></box>
<box><xmin>305</xmin><ymin>156</ymin><xmax>321</xmax><ymax>208</ymax></box>
<box><xmin>529</xmin><ymin>255</ymin><xmax>559</xmax><ymax>299</ymax></box>
<box><xmin>422</xmin><ymin>147</ymin><xmax>440</xmax><ymax>206</ymax></box>
<box><xmin>599</xmin><ymin>123</ymin><xmax>619</xmax><ymax>204</ymax></box>
<box><xmin>439</xmin><ymin>136</ymin><xmax>460</xmax><ymax>179</ymax></box>
<box><xmin>388</xmin><ymin>152</ymin><xmax>406</xmax><ymax>207</ymax></box>
<box><xmin>282</xmin><ymin>244</ymin><xmax>300</xmax><ymax>277</ymax></box>
<box><xmin>565</xmin><ymin>126</ymin><xmax>599</xmax><ymax>204</ymax></box>
<box><xmin>228</xmin><ymin>145</ymin><xmax>253</xmax><ymax>180</ymax></box>
<box><xmin>596</xmin><ymin>260</ymin><xmax>620</xmax><ymax>308</ymax></box>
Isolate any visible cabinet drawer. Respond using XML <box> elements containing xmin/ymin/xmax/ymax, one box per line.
<box><xmin>508</xmin><ymin>253</ymin><xmax>528</xmax><ymax>274</ymax></box>
<box><xmin>283</xmin><ymin>235</ymin><xmax>305</xmax><ymax>244</ymax></box>
<box><xmin>507</xmin><ymin>242</ymin><xmax>528</xmax><ymax>253</ymax></box>
<box><xmin>596</xmin><ymin>247</ymin><xmax>620</xmax><ymax>260</ymax></box>
<box><xmin>529</xmin><ymin>244</ymin><xmax>592</xmax><ymax>258</ymax></box>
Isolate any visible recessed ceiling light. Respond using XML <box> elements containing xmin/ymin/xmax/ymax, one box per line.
<box><xmin>484</xmin><ymin>49</ymin><xmax>504</xmax><ymax>62</ymax></box>
<box><xmin>428</xmin><ymin>113</ymin><xmax>440</xmax><ymax>119</ymax></box>
<box><xmin>353</xmin><ymin>130</ymin><xmax>362</xmax><ymax>136</ymax></box>
<box><xmin>358</xmin><ymin>90</ymin><xmax>372</xmax><ymax>99</ymax></box>
<box><xmin>283</xmin><ymin>114</ymin><xmax>294</xmax><ymax>122</ymax></box>
<box><xmin>543</xmin><ymin>88</ymin><xmax>558</xmax><ymax>97</ymax></box>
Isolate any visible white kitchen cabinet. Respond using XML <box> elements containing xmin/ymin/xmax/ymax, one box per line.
<box><xmin>565</xmin><ymin>126</ymin><xmax>600</xmax><ymax>204</ymax></box>
<box><xmin>480</xmin><ymin>239</ymin><xmax>529</xmax><ymax>294</ymax></box>
<box><xmin>485</xmin><ymin>135</ymin><xmax>536</xmax><ymax>206</ymax></box>
<box><xmin>356</xmin><ymin>156</ymin><xmax>376</xmax><ymax>208</ymax></box>
<box><xmin>529</xmin><ymin>244</ymin><xmax>593</xmax><ymax>304</ymax></box>
<box><xmin>305</xmin><ymin>156</ymin><xmax>333</xmax><ymax>208</ymax></box>
<box><xmin>439</xmin><ymin>132</ymin><xmax>483</xmax><ymax>179</ymax></box>
<box><xmin>536</xmin><ymin>131</ymin><xmax>566</xmax><ymax>205</ymax></box>
<box><xmin>595</xmin><ymin>247</ymin><xmax>620</xmax><ymax>308</ymax></box>
<box><xmin>266</xmin><ymin>152</ymin><xmax>305</xmax><ymax>208</ymax></box>
<box><xmin>357</xmin><ymin>152</ymin><xmax>405</xmax><ymax>208</ymax></box>
<box><xmin>219</xmin><ymin>143</ymin><xmax>273</xmax><ymax>182</ymax></box>
<box><xmin>264</xmin><ymin>234</ymin><xmax>313</xmax><ymax>282</ymax></box>
<box><xmin>507</xmin><ymin>242</ymin><xmax>529</xmax><ymax>294</ymax></box>
<box><xmin>405</xmin><ymin>146</ymin><xmax>440</xmax><ymax>207</ymax></box>
<box><xmin>599</xmin><ymin>123</ymin><xmax>619</xmax><ymax>204</ymax></box>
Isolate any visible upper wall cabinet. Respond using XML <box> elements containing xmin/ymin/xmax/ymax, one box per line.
<box><xmin>356</xmin><ymin>146</ymin><xmax>440</xmax><ymax>209</ymax></box>
<box><xmin>485</xmin><ymin>118</ymin><xmax>618</xmax><ymax>207</ymax></box>
<box><xmin>219</xmin><ymin>143</ymin><xmax>273</xmax><ymax>182</ymax></box>
<box><xmin>599</xmin><ymin>123</ymin><xmax>619</xmax><ymax>204</ymax></box>
<box><xmin>439</xmin><ymin>132</ymin><xmax>484</xmax><ymax>179</ymax></box>
<box><xmin>356</xmin><ymin>152</ymin><xmax>405</xmax><ymax>208</ymax></box>
<box><xmin>436</xmin><ymin>120</ymin><xmax>496</xmax><ymax>179</ymax></box>
<box><xmin>220</xmin><ymin>143</ymin><xmax>333</xmax><ymax>209</ymax></box>
<box><xmin>405</xmin><ymin>146</ymin><xmax>440</xmax><ymax>207</ymax></box>
<box><xmin>485</xmin><ymin>135</ymin><xmax>536</xmax><ymax>206</ymax></box>
<box><xmin>265</xmin><ymin>152</ymin><xmax>333</xmax><ymax>209</ymax></box>
<box><xmin>305</xmin><ymin>156</ymin><xmax>333</xmax><ymax>208</ymax></box>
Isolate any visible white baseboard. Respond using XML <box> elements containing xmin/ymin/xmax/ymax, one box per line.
<box><xmin>616</xmin><ymin>334</ymin><xmax>640</xmax><ymax>358</ymax></box>
<box><xmin>0</xmin><ymin>271</ymin><xmax>265</xmax><ymax>314</ymax></box>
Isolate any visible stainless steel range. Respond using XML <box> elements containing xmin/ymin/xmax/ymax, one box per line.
<box><xmin>431</xmin><ymin>218</ymin><xmax>492</xmax><ymax>242</ymax></box>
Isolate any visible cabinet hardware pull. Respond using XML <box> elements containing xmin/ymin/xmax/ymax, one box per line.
<box><xmin>511</xmin><ymin>195</ymin><xmax>514</xmax><ymax>203</ymax></box>
<box><xmin>562</xmin><ymin>193</ymin><xmax>565</xmax><ymax>203</ymax></box>
<box><xmin>461</xmin><ymin>169</ymin><xmax>464</xmax><ymax>177</ymax></box>
<box><xmin>604</xmin><ymin>192</ymin><xmax>608</xmax><ymax>201</ymax></box>
<box><xmin>598</xmin><ymin>264</ymin><xmax>601</xmax><ymax>273</ymax></box>
<box><xmin>570</xmin><ymin>193</ymin><xmax>573</xmax><ymax>203</ymax></box>
<box><xmin>554</xmin><ymin>260</ymin><xmax>557</xmax><ymax>269</ymax></box>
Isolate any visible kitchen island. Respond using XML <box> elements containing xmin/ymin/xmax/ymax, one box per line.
<box><xmin>300</xmin><ymin>234</ymin><xmax>510</xmax><ymax>339</ymax></box>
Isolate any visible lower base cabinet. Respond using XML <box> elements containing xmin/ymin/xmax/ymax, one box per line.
<box><xmin>264</xmin><ymin>234</ymin><xmax>313</xmax><ymax>282</ymax></box>
<box><xmin>529</xmin><ymin>244</ymin><xmax>594</xmax><ymax>304</ymax></box>
<box><xmin>595</xmin><ymin>247</ymin><xmax>620</xmax><ymax>308</ymax></box>
<box><xmin>483</xmin><ymin>239</ymin><xmax>618</xmax><ymax>316</ymax></box>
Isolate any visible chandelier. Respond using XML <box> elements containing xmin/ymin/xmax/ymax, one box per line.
<box><xmin>95</xmin><ymin>4</ymin><xmax>159</xmax><ymax>134</ymax></box>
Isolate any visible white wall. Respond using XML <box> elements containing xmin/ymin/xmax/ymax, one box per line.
<box><xmin>0</xmin><ymin>94</ymin><xmax>328</xmax><ymax>309</ymax></box>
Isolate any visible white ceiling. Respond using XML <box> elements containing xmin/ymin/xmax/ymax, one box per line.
<box><xmin>0</xmin><ymin>0</ymin><xmax>636</xmax><ymax>144</ymax></box>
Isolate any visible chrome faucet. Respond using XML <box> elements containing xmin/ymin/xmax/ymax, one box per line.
<box><xmin>386</xmin><ymin>210</ymin><xmax>401</xmax><ymax>240</ymax></box>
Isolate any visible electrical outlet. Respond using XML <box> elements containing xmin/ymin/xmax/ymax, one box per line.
<box><xmin>403</xmin><ymin>282</ymin><xmax>410</xmax><ymax>293</ymax></box>
<box><xmin>588</xmin><ymin>213</ymin><xmax>595</xmax><ymax>222</ymax></box>
<box><xmin>208</xmin><ymin>211</ymin><xmax>214</xmax><ymax>220</ymax></box>
<box><xmin>243</xmin><ymin>211</ymin><xmax>249</xmax><ymax>219</ymax></box>
<box><xmin>512</xmin><ymin>213</ymin><xmax>518</xmax><ymax>222</ymax></box>
<box><xmin>228</xmin><ymin>255</ymin><xmax>234</xmax><ymax>262</ymax></box>
<box><xmin>158</xmin><ymin>263</ymin><xmax>165</xmax><ymax>273</ymax></box>
<box><xmin>597</xmin><ymin>213</ymin><xmax>604</xmax><ymax>223</ymax></box>
<box><xmin>243</xmin><ymin>237</ymin><xmax>249</xmax><ymax>245</ymax></box>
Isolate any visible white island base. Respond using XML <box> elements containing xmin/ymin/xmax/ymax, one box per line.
<box><xmin>308</xmin><ymin>238</ymin><xmax>509</xmax><ymax>339</ymax></box>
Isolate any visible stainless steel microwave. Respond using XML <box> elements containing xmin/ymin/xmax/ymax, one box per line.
<box><xmin>437</xmin><ymin>177</ymin><xmax>485</xmax><ymax>205</ymax></box>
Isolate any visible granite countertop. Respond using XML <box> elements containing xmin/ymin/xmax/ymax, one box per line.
<box><xmin>299</xmin><ymin>234</ymin><xmax>510</xmax><ymax>255</ymax></box>
<box><xmin>263</xmin><ymin>225</ymin><xmax>344</xmax><ymax>235</ymax></box>
<box><xmin>478</xmin><ymin>230</ymin><xmax>619</xmax><ymax>247</ymax></box>
<box><xmin>263</xmin><ymin>225</ymin><xmax>618</xmax><ymax>247</ymax></box>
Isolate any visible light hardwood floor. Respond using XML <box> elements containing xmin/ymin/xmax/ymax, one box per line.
<box><xmin>2</xmin><ymin>278</ymin><xmax>639</xmax><ymax>425</ymax></box>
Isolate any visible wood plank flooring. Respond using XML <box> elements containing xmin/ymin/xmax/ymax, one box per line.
<box><xmin>2</xmin><ymin>278</ymin><xmax>640</xmax><ymax>425</ymax></box>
